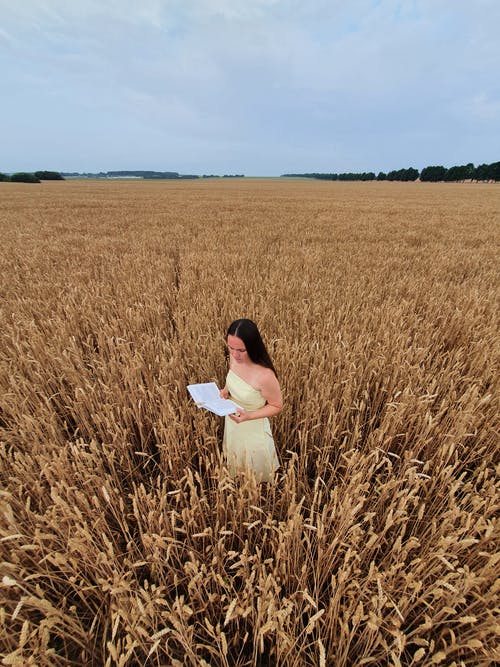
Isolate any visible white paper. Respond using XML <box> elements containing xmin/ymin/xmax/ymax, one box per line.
<box><xmin>187</xmin><ymin>382</ymin><xmax>242</xmax><ymax>416</ymax></box>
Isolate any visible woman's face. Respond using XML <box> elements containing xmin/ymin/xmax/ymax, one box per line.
<box><xmin>227</xmin><ymin>334</ymin><xmax>247</xmax><ymax>364</ymax></box>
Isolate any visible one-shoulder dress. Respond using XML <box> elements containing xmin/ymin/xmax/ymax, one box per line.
<box><xmin>222</xmin><ymin>369</ymin><xmax>280</xmax><ymax>482</ymax></box>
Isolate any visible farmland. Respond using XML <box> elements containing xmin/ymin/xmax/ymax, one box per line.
<box><xmin>1</xmin><ymin>179</ymin><xmax>499</xmax><ymax>665</ymax></box>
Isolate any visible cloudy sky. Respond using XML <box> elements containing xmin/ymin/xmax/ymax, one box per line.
<box><xmin>1</xmin><ymin>0</ymin><xmax>499</xmax><ymax>175</ymax></box>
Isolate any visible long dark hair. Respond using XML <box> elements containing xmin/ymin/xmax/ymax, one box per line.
<box><xmin>226</xmin><ymin>319</ymin><xmax>277</xmax><ymax>377</ymax></box>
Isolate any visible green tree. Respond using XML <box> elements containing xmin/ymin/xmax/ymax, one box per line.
<box><xmin>34</xmin><ymin>171</ymin><xmax>65</xmax><ymax>180</ymax></box>
<box><xmin>420</xmin><ymin>166</ymin><xmax>448</xmax><ymax>182</ymax></box>
<box><xmin>10</xmin><ymin>172</ymin><xmax>40</xmax><ymax>183</ymax></box>
<box><xmin>487</xmin><ymin>161</ymin><xmax>500</xmax><ymax>181</ymax></box>
<box><xmin>0</xmin><ymin>173</ymin><xmax>9</xmax><ymax>182</ymax></box>
<box><xmin>444</xmin><ymin>164</ymin><xmax>476</xmax><ymax>181</ymax></box>
<box><xmin>386</xmin><ymin>168</ymin><xmax>419</xmax><ymax>182</ymax></box>
<box><xmin>404</xmin><ymin>167</ymin><xmax>419</xmax><ymax>181</ymax></box>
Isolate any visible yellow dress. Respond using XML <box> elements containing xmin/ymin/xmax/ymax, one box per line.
<box><xmin>223</xmin><ymin>369</ymin><xmax>280</xmax><ymax>482</ymax></box>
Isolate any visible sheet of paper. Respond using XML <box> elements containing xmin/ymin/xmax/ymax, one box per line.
<box><xmin>187</xmin><ymin>382</ymin><xmax>220</xmax><ymax>404</ymax></box>
<box><xmin>187</xmin><ymin>382</ymin><xmax>242</xmax><ymax>416</ymax></box>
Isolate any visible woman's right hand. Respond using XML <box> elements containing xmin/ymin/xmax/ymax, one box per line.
<box><xmin>220</xmin><ymin>386</ymin><xmax>229</xmax><ymax>399</ymax></box>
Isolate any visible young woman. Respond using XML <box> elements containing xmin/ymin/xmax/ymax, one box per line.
<box><xmin>220</xmin><ymin>319</ymin><xmax>283</xmax><ymax>482</ymax></box>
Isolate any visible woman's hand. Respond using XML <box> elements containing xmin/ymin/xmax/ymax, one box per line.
<box><xmin>229</xmin><ymin>409</ymin><xmax>249</xmax><ymax>423</ymax></box>
<box><xmin>220</xmin><ymin>386</ymin><xmax>229</xmax><ymax>399</ymax></box>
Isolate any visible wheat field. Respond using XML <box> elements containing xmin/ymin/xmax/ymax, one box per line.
<box><xmin>0</xmin><ymin>179</ymin><xmax>498</xmax><ymax>666</ymax></box>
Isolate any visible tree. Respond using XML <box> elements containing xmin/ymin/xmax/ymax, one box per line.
<box><xmin>403</xmin><ymin>167</ymin><xmax>419</xmax><ymax>181</ymax></box>
<box><xmin>474</xmin><ymin>164</ymin><xmax>488</xmax><ymax>180</ymax></box>
<box><xmin>444</xmin><ymin>164</ymin><xmax>475</xmax><ymax>181</ymax></box>
<box><xmin>420</xmin><ymin>166</ymin><xmax>448</xmax><ymax>182</ymax></box>
<box><xmin>487</xmin><ymin>161</ymin><xmax>500</xmax><ymax>181</ymax></box>
<box><xmin>472</xmin><ymin>163</ymin><xmax>500</xmax><ymax>181</ymax></box>
<box><xmin>34</xmin><ymin>171</ymin><xmax>64</xmax><ymax>180</ymax></box>
<box><xmin>386</xmin><ymin>168</ymin><xmax>419</xmax><ymax>181</ymax></box>
<box><xmin>377</xmin><ymin>172</ymin><xmax>387</xmax><ymax>181</ymax></box>
<box><xmin>10</xmin><ymin>172</ymin><xmax>40</xmax><ymax>183</ymax></box>
<box><xmin>0</xmin><ymin>173</ymin><xmax>9</xmax><ymax>182</ymax></box>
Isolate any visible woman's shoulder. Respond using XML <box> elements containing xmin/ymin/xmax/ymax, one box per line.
<box><xmin>255</xmin><ymin>365</ymin><xmax>278</xmax><ymax>388</ymax></box>
<box><xmin>258</xmin><ymin>365</ymin><xmax>275</xmax><ymax>378</ymax></box>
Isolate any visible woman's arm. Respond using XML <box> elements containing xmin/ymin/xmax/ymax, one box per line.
<box><xmin>233</xmin><ymin>403</ymin><xmax>281</xmax><ymax>421</ymax></box>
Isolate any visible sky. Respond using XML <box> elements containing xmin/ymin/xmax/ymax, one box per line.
<box><xmin>1</xmin><ymin>0</ymin><xmax>499</xmax><ymax>176</ymax></box>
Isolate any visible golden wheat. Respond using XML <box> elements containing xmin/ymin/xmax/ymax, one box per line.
<box><xmin>1</xmin><ymin>179</ymin><xmax>499</xmax><ymax>666</ymax></box>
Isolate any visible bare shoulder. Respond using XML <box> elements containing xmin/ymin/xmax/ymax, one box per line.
<box><xmin>257</xmin><ymin>366</ymin><xmax>280</xmax><ymax>390</ymax></box>
<box><xmin>257</xmin><ymin>366</ymin><xmax>282</xmax><ymax>408</ymax></box>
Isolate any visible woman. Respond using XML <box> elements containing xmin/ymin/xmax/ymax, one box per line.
<box><xmin>220</xmin><ymin>319</ymin><xmax>283</xmax><ymax>482</ymax></box>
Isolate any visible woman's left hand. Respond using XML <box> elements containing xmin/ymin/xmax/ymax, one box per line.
<box><xmin>229</xmin><ymin>409</ymin><xmax>249</xmax><ymax>423</ymax></box>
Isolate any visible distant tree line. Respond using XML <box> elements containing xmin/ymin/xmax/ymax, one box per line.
<box><xmin>379</xmin><ymin>168</ymin><xmax>420</xmax><ymax>181</ymax></box>
<box><xmin>282</xmin><ymin>171</ymin><xmax>376</xmax><ymax>181</ymax></box>
<box><xmin>282</xmin><ymin>161</ymin><xmax>500</xmax><ymax>182</ymax></box>
<box><xmin>1</xmin><ymin>170</ymin><xmax>249</xmax><ymax>181</ymax></box>
<box><xmin>0</xmin><ymin>171</ymin><xmax>64</xmax><ymax>183</ymax></box>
